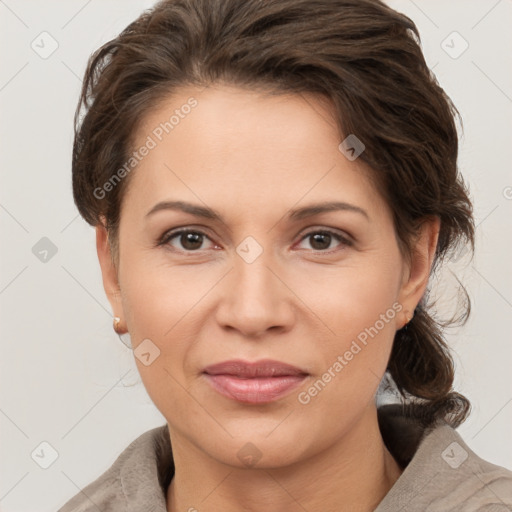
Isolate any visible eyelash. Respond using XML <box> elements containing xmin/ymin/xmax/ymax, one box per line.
<box><xmin>157</xmin><ymin>227</ymin><xmax>353</xmax><ymax>255</ymax></box>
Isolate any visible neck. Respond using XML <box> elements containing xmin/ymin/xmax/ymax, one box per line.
<box><xmin>166</xmin><ymin>404</ymin><xmax>402</xmax><ymax>512</ymax></box>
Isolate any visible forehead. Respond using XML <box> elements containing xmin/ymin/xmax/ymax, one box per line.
<box><xmin>124</xmin><ymin>84</ymin><xmax>387</xmax><ymax>220</ymax></box>
<box><xmin>135</xmin><ymin>84</ymin><xmax>341</xmax><ymax>159</ymax></box>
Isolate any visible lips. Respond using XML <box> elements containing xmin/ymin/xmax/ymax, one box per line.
<box><xmin>203</xmin><ymin>359</ymin><xmax>307</xmax><ymax>378</ymax></box>
<box><xmin>203</xmin><ymin>359</ymin><xmax>308</xmax><ymax>404</ymax></box>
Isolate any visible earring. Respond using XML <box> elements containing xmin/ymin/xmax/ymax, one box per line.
<box><xmin>403</xmin><ymin>311</ymin><xmax>414</xmax><ymax>329</ymax></box>
<box><xmin>113</xmin><ymin>316</ymin><xmax>132</xmax><ymax>349</ymax></box>
<box><xmin>113</xmin><ymin>316</ymin><xmax>123</xmax><ymax>334</ymax></box>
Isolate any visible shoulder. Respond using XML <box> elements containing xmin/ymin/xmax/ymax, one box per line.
<box><xmin>56</xmin><ymin>424</ymin><xmax>170</xmax><ymax>512</ymax></box>
<box><xmin>377</xmin><ymin>419</ymin><xmax>512</xmax><ymax>512</ymax></box>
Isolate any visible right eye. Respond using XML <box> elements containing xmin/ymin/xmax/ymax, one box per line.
<box><xmin>159</xmin><ymin>229</ymin><xmax>217</xmax><ymax>252</ymax></box>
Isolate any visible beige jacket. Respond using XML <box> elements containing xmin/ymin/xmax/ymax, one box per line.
<box><xmin>57</xmin><ymin>405</ymin><xmax>512</xmax><ymax>511</ymax></box>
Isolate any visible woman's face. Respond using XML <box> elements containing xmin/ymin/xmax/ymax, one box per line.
<box><xmin>98</xmin><ymin>84</ymin><xmax>434</xmax><ymax>468</ymax></box>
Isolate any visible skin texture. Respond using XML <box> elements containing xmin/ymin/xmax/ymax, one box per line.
<box><xmin>96</xmin><ymin>84</ymin><xmax>439</xmax><ymax>511</ymax></box>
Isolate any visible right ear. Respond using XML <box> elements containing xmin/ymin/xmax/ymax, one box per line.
<box><xmin>96</xmin><ymin>218</ymin><xmax>125</xmax><ymax>327</ymax></box>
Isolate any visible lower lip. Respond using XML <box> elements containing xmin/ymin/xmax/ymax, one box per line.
<box><xmin>204</xmin><ymin>374</ymin><xmax>307</xmax><ymax>404</ymax></box>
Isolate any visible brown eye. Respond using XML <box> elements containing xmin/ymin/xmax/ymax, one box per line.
<box><xmin>178</xmin><ymin>232</ymin><xmax>204</xmax><ymax>251</ymax></box>
<box><xmin>160</xmin><ymin>229</ymin><xmax>214</xmax><ymax>252</ymax></box>
<box><xmin>297</xmin><ymin>230</ymin><xmax>352</xmax><ymax>253</ymax></box>
<box><xmin>309</xmin><ymin>232</ymin><xmax>333</xmax><ymax>251</ymax></box>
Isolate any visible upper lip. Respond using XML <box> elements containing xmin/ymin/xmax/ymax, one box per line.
<box><xmin>203</xmin><ymin>359</ymin><xmax>308</xmax><ymax>378</ymax></box>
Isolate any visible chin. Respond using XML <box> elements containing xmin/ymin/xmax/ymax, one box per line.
<box><xmin>197</xmin><ymin>415</ymin><xmax>320</xmax><ymax>469</ymax></box>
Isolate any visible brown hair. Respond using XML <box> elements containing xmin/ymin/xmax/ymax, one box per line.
<box><xmin>72</xmin><ymin>0</ymin><xmax>474</xmax><ymax>429</ymax></box>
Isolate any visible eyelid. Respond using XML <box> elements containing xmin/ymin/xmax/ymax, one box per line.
<box><xmin>299</xmin><ymin>226</ymin><xmax>353</xmax><ymax>244</ymax></box>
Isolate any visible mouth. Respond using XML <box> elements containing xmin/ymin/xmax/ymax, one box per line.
<box><xmin>202</xmin><ymin>359</ymin><xmax>309</xmax><ymax>404</ymax></box>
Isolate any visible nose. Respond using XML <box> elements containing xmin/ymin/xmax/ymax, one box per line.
<box><xmin>214</xmin><ymin>249</ymin><xmax>295</xmax><ymax>339</ymax></box>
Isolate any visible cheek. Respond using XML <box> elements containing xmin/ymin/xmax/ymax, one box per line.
<box><xmin>119</xmin><ymin>258</ymin><xmax>236</xmax><ymax>414</ymax></box>
<box><xmin>292</xmin><ymin>252</ymin><xmax>402</xmax><ymax>339</ymax></box>
<box><xmin>294</xmin><ymin>255</ymin><xmax>402</xmax><ymax>400</ymax></box>
<box><xmin>121</xmin><ymin>259</ymin><xmax>209</xmax><ymax>341</ymax></box>
<box><xmin>123</xmin><ymin>281</ymin><xmax>197</xmax><ymax>423</ymax></box>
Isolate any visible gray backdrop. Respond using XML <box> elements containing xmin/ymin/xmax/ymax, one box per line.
<box><xmin>1</xmin><ymin>0</ymin><xmax>511</xmax><ymax>510</ymax></box>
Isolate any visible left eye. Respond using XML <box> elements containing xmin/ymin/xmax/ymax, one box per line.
<box><xmin>296</xmin><ymin>230</ymin><xmax>351</xmax><ymax>252</ymax></box>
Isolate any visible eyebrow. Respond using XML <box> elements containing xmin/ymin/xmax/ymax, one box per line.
<box><xmin>145</xmin><ymin>200</ymin><xmax>369</xmax><ymax>223</ymax></box>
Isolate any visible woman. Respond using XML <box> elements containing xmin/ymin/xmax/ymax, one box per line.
<box><xmin>58</xmin><ymin>0</ymin><xmax>512</xmax><ymax>510</ymax></box>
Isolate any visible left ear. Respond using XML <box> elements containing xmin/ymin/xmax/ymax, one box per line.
<box><xmin>397</xmin><ymin>216</ymin><xmax>440</xmax><ymax>322</ymax></box>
